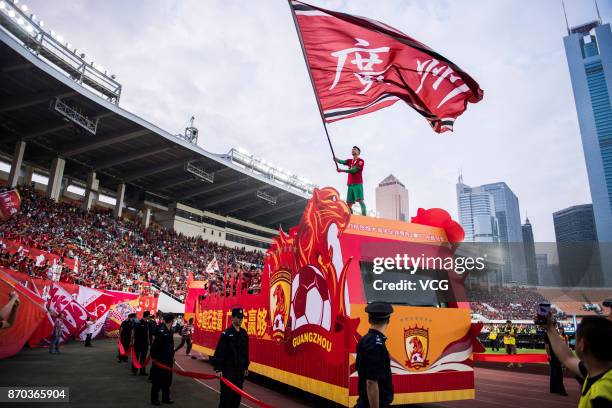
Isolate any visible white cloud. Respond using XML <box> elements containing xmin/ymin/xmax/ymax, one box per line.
<box><xmin>24</xmin><ymin>0</ymin><xmax>612</xmax><ymax>241</ymax></box>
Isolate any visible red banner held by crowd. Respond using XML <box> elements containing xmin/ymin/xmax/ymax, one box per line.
<box><xmin>0</xmin><ymin>239</ymin><xmax>77</xmax><ymax>274</ymax></box>
<box><xmin>290</xmin><ymin>0</ymin><xmax>483</xmax><ymax>132</ymax></box>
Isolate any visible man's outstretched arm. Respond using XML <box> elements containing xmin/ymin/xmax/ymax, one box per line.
<box><xmin>543</xmin><ymin>312</ymin><xmax>581</xmax><ymax>377</ymax></box>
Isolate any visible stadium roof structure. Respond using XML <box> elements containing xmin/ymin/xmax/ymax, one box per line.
<box><xmin>0</xmin><ymin>6</ymin><xmax>311</xmax><ymax>229</ymax></box>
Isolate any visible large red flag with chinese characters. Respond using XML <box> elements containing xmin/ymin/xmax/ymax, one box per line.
<box><xmin>290</xmin><ymin>1</ymin><xmax>483</xmax><ymax>132</ymax></box>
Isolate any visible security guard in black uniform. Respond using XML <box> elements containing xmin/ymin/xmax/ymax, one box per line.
<box><xmin>147</xmin><ymin>311</ymin><xmax>159</xmax><ymax>381</ymax></box>
<box><xmin>213</xmin><ymin>307</ymin><xmax>250</xmax><ymax>408</ymax></box>
<box><xmin>544</xmin><ymin>326</ymin><xmax>568</xmax><ymax>395</ymax></box>
<box><xmin>148</xmin><ymin>310</ymin><xmax>158</xmax><ymax>343</ymax></box>
<box><xmin>118</xmin><ymin>313</ymin><xmax>136</xmax><ymax>363</ymax></box>
<box><xmin>150</xmin><ymin>313</ymin><xmax>176</xmax><ymax>406</ymax></box>
<box><xmin>355</xmin><ymin>302</ymin><xmax>394</xmax><ymax>408</ymax></box>
<box><xmin>132</xmin><ymin>311</ymin><xmax>152</xmax><ymax>376</ymax></box>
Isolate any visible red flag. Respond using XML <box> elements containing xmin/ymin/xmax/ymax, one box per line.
<box><xmin>290</xmin><ymin>1</ymin><xmax>483</xmax><ymax>132</ymax></box>
<box><xmin>0</xmin><ymin>190</ymin><xmax>21</xmax><ymax>220</ymax></box>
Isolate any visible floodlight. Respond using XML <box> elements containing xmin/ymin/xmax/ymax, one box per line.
<box><xmin>20</xmin><ymin>4</ymin><xmax>26</xmax><ymax>12</ymax></box>
<box><xmin>0</xmin><ymin>2</ymin><xmax>6</xmax><ymax>10</ymax></box>
<box><xmin>8</xmin><ymin>9</ymin><xmax>15</xmax><ymax>17</ymax></box>
<box><xmin>56</xmin><ymin>34</ymin><xmax>63</xmax><ymax>42</ymax></box>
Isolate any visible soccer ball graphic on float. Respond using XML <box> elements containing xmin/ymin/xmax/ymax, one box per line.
<box><xmin>290</xmin><ymin>265</ymin><xmax>332</xmax><ymax>331</ymax></box>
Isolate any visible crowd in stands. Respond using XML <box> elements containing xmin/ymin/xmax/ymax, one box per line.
<box><xmin>0</xmin><ymin>185</ymin><xmax>264</xmax><ymax>300</ymax></box>
<box><xmin>468</xmin><ymin>285</ymin><xmax>564</xmax><ymax>320</ymax></box>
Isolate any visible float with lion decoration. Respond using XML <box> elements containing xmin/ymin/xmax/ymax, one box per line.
<box><xmin>187</xmin><ymin>186</ymin><xmax>483</xmax><ymax>406</ymax></box>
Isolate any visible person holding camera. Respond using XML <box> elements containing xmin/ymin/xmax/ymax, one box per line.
<box><xmin>543</xmin><ymin>311</ymin><xmax>612</xmax><ymax>407</ymax></box>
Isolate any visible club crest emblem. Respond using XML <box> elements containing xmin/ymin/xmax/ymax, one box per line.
<box><xmin>404</xmin><ymin>326</ymin><xmax>429</xmax><ymax>370</ymax></box>
<box><xmin>270</xmin><ymin>270</ymin><xmax>291</xmax><ymax>341</ymax></box>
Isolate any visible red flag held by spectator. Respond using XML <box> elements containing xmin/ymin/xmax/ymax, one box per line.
<box><xmin>0</xmin><ymin>190</ymin><xmax>21</xmax><ymax>221</ymax></box>
<box><xmin>290</xmin><ymin>1</ymin><xmax>483</xmax><ymax>132</ymax></box>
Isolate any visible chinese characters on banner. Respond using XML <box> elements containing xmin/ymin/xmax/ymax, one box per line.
<box><xmin>290</xmin><ymin>1</ymin><xmax>483</xmax><ymax>132</ymax></box>
<box><xmin>0</xmin><ymin>190</ymin><xmax>21</xmax><ymax>220</ymax></box>
<box><xmin>197</xmin><ymin>308</ymin><xmax>268</xmax><ymax>339</ymax></box>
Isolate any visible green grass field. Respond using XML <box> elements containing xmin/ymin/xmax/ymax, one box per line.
<box><xmin>483</xmin><ymin>347</ymin><xmax>547</xmax><ymax>355</ymax></box>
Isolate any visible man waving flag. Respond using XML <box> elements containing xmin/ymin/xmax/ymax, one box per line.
<box><xmin>289</xmin><ymin>1</ymin><xmax>483</xmax><ymax>133</ymax></box>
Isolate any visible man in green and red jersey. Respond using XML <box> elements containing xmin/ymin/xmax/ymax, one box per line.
<box><xmin>335</xmin><ymin>146</ymin><xmax>366</xmax><ymax>216</ymax></box>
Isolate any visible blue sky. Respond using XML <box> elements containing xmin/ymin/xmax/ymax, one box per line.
<box><xmin>22</xmin><ymin>0</ymin><xmax>612</xmax><ymax>241</ymax></box>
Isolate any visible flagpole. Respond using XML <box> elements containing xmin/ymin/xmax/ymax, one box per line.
<box><xmin>288</xmin><ymin>0</ymin><xmax>339</xmax><ymax>170</ymax></box>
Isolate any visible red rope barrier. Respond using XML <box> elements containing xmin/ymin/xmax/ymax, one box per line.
<box><xmin>117</xmin><ymin>338</ymin><xmax>127</xmax><ymax>356</ymax></box>
<box><xmin>117</xmin><ymin>339</ymin><xmax>272</xmax><ymax>407</ymax></box>
<box><xmin>131</xmin><ymin>347</ymin><xmax>151</xmax><ymax>369</ymax></box>
<box><xmin>473</xmin><ymin>353</ymin><xmax>548</xmax><ymax>363</ymax></box>
<box><xmin>154</xmin><ymin>362</ymin><xmax>273</xmax><ymax>408</ymax></box>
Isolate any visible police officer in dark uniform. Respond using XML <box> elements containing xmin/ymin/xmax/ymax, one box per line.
<box><xmin>118</xmin><ymin>313</ymin><xmax>136</xmax><ymax>363</ymax></box>
<box><xmin>132</xmin><ymin>311</ymin><xmax>152</xmax><ymax>376</ymax></box>
<box><xmin>150</xmin><ymin>313</ymin><xmax>176</xmax><ymax>406</ymax></box>
<box><xmin>355</xmin><ymin>302</ymin><xmax>394</xmax><ymax>408</ymax></box>
<box><xmin>147</xmin><ymin>311</ymin><xmax>159</xmax><ymax>381</ymax></box>
<box><xmin>148</xmin><ymin>310</ymin><xmax>158</xmax><ymax>343</ymax></box>
<box><xmin>213</xmin><ymin>307</ymin><xmax>250</xmax><ymax>408</ymax></box>
<box><xmin>544</xmin><ymin>326</ymin><xmax>568</xmax><ymax>396</ymax></box>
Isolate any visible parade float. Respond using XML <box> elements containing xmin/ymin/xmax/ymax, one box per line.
<box><xmin>187</xmin><ymin>187</ymin><xmax>482</xmax><ymax>406</ymax></box>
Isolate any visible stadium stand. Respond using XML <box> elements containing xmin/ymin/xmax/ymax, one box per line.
<box><xmin>469</xmin><ymin>283</ymin><xmax>610</xmax><ymax>321</ymax></box>
<box><xmin>469</xmin><ymin>285</ymin><xmax>551</xmax><ymax>320</ymax></box>
<box><xmin>0</xmin><ymin>185</ymin><xmax>264</xmax><ymax>300</ymax></box>
<box><xmin>536</xmin><ymin>287</ymin><xmax>609</xmax><ymax>317</ymax></box>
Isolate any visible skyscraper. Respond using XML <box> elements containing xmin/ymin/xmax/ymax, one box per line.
<box><xmin>563</xmin><ymin>20</ymin><xmax>612</xmax><ymax>243</ymax></box>
<box><xmin>535</xmin><ymin>254</ymin><xmax>550</xmax><ymax>286</ymax></box>
<box><xmin>521</xmin><ymin>217</ymin><xmax>538</xmax><ymax>286</ymax></box>
<box><xmin>481</xmin><ymin>182</ymin><xmax>526</xmax><ymax>284</ymax></box>
<box><xmin>553</xmin><ymin>204</ymin><xmax>602</xmax><ymax>286</ymax></box>
<box><xmin>457</xmin><ymin>177</ymin><xmax>526</xmax><ymax>283</ymax></box>
<box><xmin>456</xmin><ymin>176</ymin><xmax>499</xmax><ymax>242</ymax></box>
<box><xmin>376</xmin><ymin>174</ymin><xmax>409</xmax><ymax>221</ymax></box>
<box><xmin>553</xmin><ymin>204</ymin><xmax>598</xmax><ymax>242</ymax></box>
<box><xmin>481</xmin><ymin>182</ymin><xmax>524</xmax><ymax>244</ymax></box>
